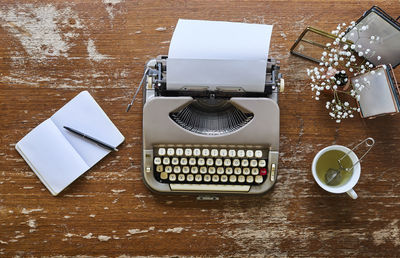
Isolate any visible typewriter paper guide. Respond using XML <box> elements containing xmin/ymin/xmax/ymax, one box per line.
<box><xmin>167</xmin><ymin>19</ymin><xmax>273</xmax><ymax>92</ymax></box>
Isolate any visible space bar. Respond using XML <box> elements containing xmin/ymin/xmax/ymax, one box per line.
<box><xmin>170</xmin><ymin>184</ymin><xmax>250</xmax><ymax>192</ymax></box>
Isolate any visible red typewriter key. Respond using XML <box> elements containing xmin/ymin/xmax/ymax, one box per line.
<box><xmin>260</xmin><ymin>168</ymin><xmax>267</xmax><ymax>175</ymax></box>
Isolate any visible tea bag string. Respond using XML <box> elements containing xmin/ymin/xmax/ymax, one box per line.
<box><xmin>338</xmin><ymin>137</ymin><xmax>375</xmax><ymax>171</ymax></box>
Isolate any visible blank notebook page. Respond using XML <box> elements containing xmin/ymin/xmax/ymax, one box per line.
<box><xmin>50</xmin><ymin>91</ymin><xmax>125</xmax><ymax>167</ymax></box>
<box><xmin>16</xmin><ymin>119</ymin><xmax>89</xmax><ymax>195</ymax></box>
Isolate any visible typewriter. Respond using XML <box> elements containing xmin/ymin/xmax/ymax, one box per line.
<box><xmin>136</xmin><ymin>20</ymin><xmax>284</xmax><ymax>195</ymax></box>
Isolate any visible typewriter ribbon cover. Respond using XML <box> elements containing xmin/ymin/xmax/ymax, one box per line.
<box><xmin>141</xmin><ymin>20</ymin><xmax>281</xmax><ymax>195</ymax></box>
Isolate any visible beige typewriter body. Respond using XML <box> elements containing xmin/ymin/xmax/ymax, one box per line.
<box><xmin>141</xmin><ymin>56</ymin><xmax>281</xmax><ymax>195</ymax></box>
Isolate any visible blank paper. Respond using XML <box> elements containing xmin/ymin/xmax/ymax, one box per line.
<box><xmin>167</xmin><ymin>19</ymin><xmax>273</xmax><ymax>92</ymax></box>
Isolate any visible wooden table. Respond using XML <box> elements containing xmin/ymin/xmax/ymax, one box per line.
<box><xmin>1</xmin><ymin>0</ymin><xmax>399</xmax><ymax>256</ymax></box>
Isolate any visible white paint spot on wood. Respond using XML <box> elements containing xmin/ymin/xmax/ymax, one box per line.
<box><xmin>128</xmin><ymin>226</ymin><xmax>155</xmax><ymax>235</ymax></box>
<box><xmin>98</xmin><ymin>235</ymin><xmax>111</xmax><ymax>241</ymax></box>
<box><xmin>21</xmin><ymin>208</ymin><xmax>43</xmax><ymax>214</ymax></box>
<box><xmin>87</xmin><ymin>38</ymin><xmax>112</xmax><ymax>62</ymax></box>
<box><xmin>155</xmin><ymin>27</ymin><xmax>167</xmax><ymax>32</ymax></box>
<box><xmin>134</xmin><ymin>194</ymin><xmax>147</xmax><ymax>198</ymax></box>
<box><xmin>27</xmin><ymin>219</ymin><xmax>36</xmax><ymax>228</ymax></box>
<box><xmin>82</xmin><ymin>233</ymin><xmax>93</xmax><ymax>239</ymax></box>
<box><xmin>111</xmin><ymin>189</ymin><xmax>126</xmax><ymax>193</ymax></box>
<box><xmin>89</xmin><ymin>214</ymin><xmax>96</xmax><ymax>218</ymax></box>
<box><xmin>0</xmin><ymin>4</ymin><xmax>84</xmax><ymax>61</ymax></box>
<box><xmin>135</xmin><ymin>30</ymin><xmax>141</xmax><ymax>34</ymax></box>
<box><xmin>165</xmin><ymin>227</ymin><xmax>184</xmax><ymax>233</ymax></box>
<box><xmin>280</xmin><ymin>32</ymin><xmax>287</xmax><ymax>39</ymax></box>
<box><xmin>372</xmin><ymin>219</ymin><xmax>400</xmax><ymax>246</ymax></box>
<box><xmin>23</xmin><ymin>186</ymin><xmax>34</xmax><ymax>189</ymax></box>
<box><xmin>103</xmin><ymin>0</ymin><xmax>124</xmax><ymax>20</ymax></box>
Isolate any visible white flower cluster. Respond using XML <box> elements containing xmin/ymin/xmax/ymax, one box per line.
<box><xmin>307</xmin><ymin>21</ymin><xmax>379</xmax><ymax>123</ymax></box>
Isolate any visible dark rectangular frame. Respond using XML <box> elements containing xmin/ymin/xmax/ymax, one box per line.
<box><xmin>346</xmin><ymin>6</ymin><xmax>400</xmax><ymax>68</ymax></box>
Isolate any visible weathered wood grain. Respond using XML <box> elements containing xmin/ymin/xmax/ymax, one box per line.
<box><xmin>0</xmin><ymin>0</ymin><xmax>399</xmax><ymax>256</ymax></box>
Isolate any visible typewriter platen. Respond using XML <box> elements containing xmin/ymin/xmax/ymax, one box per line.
<box><xmin>140</xmin><ymin>54</ymin><xmax>284</xmax><ymax>195</ymax></box>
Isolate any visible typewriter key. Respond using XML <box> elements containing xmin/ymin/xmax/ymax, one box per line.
<box><xmin>185</xmin><ymin>148</ymin><xmax>192</xmax><ymax>156</ymax></box>
<box><xmin>187</xmin><ymin>174</ymin><xmax>194</xmax><ymax>182</ymax></box>
<box><xmin>234</xmin><ymin>168</ymin><xmax>242</xmax><ymax>175</ymax></box>
<box><xmin>208</xmin><ymin>167</ymin><xmax>216</xmax><ymax>174</ymax></box>
<box><xmin>246</xmin><ymin>150</ymin><xmax>254</xmax><ymax>158</ymax></box>
<box><xmin>162</xmin><ymin>157</ymin><xmax>170</xmax><ymax>165</ymax></box>
<box><xmin>255</xmin><ymin>150</ymin><xmax>263</xmax><ymax>158</ymax></box>
<box><xmin>176</xmin><ymin>148</ymin><xmax>184</xmax><ymax>156</ymax></box>
<box><xmin>220</xmin><ymin>149</ymin><xmax>228</xmax><ymax>157</ymax></box>
<box><xmin>221</xmin><ymin>175</ymin><xmax>228</xmax><ymax>183</ymax></box>
<box><xmin>169</xmin><ymin>174</ymin><xmax>176</xmax><ymax>181</ymax></box>
<box><xmin>195</xmin><ymin>174</ymin><xmax>202</xmax><ymax>182</ymax></box>
<box><xmin>156</xmin><ymin>165</ymin><xmax>163</xmax><ymax>172</ymax></box>
<box><xmin>212</xmin><ymin>175</ymin><xmax>219</xmax><ymax>182</ymax></box>
<box><xmin>191</xmin><ymin>167</ymin><xmax>198</xmax><ymax>174</ymax></box>
<box><xmin>171</xmin><ymin>158</ymin><xmax>179</xmax><ymax>165</ymax></box>
<box><xmin>167</xmin><ymin>148</ymin><xmax>174</xmax><ymax>156</ymax></box>
<box><xmin>178</xmin><ymin>174</ymin><xmax>185</xmax><ymax>182</ymax></box>
<box><xmin>255</xmin><ymin>175</ymin><xmax>263</xmax><ymax>184</ymax></box>
<box><xmin>158</xmin><ymin>148</ymin><xmax>166</xmax><ymax>156</ymax></box>
<box><xmin>154</xmin><ymin>157</ymin><xmax>161</xmax><ymax>165</ymax></box>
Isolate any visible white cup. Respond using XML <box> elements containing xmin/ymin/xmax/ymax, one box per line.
<box><xmin>311</xmin><ymin>145</ymin><xmax>361</xmax><ymax>199</ymax></box>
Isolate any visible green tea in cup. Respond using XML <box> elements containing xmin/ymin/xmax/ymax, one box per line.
<box><xmin>316</xmin><ymin>149</ymin><xmax>353</xmax><ymax>186</ymax></box>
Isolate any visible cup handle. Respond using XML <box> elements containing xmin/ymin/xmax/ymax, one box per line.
<box><xmin>346</xmin><ymin>189</ymin><xmax>358</xmax><ymax>199</ymax></box>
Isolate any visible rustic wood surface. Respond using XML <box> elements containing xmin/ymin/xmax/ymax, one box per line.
<box><xmin>1</xmin><ymin>0</ymin><xmax>400</xmax><ymax>256</ymax></box>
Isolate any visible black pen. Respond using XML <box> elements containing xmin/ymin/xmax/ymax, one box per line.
<box><xmin>63</xmin><ymin>126</ymin><xmax>118</xmax><ymax>151</ymax></box>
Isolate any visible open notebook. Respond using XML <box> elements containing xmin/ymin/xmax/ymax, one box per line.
<box><xmin>16</xmin><ymin>91</ymin><xmax>124</xmax><ymax>195</ymax></box>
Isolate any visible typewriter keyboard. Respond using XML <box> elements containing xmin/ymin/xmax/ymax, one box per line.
<box><xmin>153</xmin><ymin>146</ymin><xmax>269</xmax><ymax>191</ymax></box>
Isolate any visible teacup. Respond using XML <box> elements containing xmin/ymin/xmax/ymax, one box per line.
<box><xmin>312</xmin><ymin>145</ymin><xmax>360</xmax><ymax>199</ymax></box>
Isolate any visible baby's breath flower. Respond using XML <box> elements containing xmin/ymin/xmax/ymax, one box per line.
<box><xmin>306</xmin><ymin>21</ymin><xmax>376</xmax><ymax>122</ymax></box>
